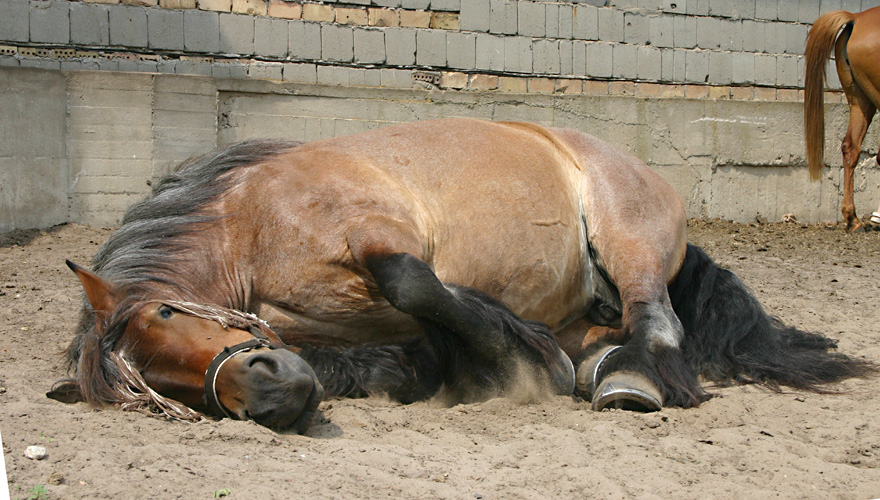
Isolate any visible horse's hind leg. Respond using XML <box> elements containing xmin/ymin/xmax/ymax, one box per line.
<box><xmin>836</xmin><ymin>34</ymin><xmax>877</xmax><ymax>231</ymax></box>
<box><xmin>839</xmin><ymin>91</ymin><xmax>875</xmax><ymax>231</ymax></box>
<box><xmin>348</xmin><ymin>221</ymin><xmax>575</xmax><ymax>402</ymax></box>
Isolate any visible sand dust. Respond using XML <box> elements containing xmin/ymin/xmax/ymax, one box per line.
<box><xmin>1</xmin><ymin>220</ymin><xmax>879</xmax><ymax>499</ymax></box>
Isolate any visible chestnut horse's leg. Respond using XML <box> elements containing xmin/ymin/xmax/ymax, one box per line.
<box><xmin>835</xmin><ymin>25</ymin><xmax>878</xmax><ymax>231</ymax></box>
<box><xmin>839</xmin><ymin>84</ymin><xmax>876</xmax><ymax>231</ymax></box>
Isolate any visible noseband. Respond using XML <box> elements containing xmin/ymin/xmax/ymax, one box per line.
<box><xmin>158</xmin><ymin>301</ymin><xmax>281</xmax><ymax>420</ymax></box>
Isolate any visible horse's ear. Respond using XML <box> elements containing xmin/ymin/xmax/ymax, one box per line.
<box><xmin>47</xmin><ymin>378</ymin><xmax>84</xmax><ymax>404</ymax></box>
<box><xmin>66</xmin><ymin>260</ymin><xmax>118</xmax><ymax>318</ymax></box>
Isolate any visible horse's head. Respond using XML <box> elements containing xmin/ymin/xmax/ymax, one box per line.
<box><xmin>51</xmin><ymin>261</ymin><xmax>323</xmax><ymax>433</ymax></box>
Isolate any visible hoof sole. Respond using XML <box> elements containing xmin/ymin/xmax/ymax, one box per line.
<box><xmin>591</xmin><ymin>371</ymin><xmax>663</xmax><ymax>412</ymax></box>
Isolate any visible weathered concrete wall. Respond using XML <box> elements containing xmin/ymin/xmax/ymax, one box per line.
<box><xmin>3</xmin><ymin>0</ymin><xmax>880</xmax><ymax>231</ymax></box>
<box><xmin>3</xmin><ymin>66</ymin><xmax>878</xmax><ymax>232</ymax></box>
<box><xmin>0</xmin><ymin>68</ymin><xmax>68</xmax><ymax>232</ymax></box>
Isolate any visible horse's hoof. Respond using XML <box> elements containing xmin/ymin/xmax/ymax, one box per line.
<box><xmin>575</xmin><ymin>344</ymin><xmax>621</xmax><ymax>400</ymax></box>
<box><xmin>591</xmin><ymin>371</ymin><xmax>663</xmax><ymax>412</ymax></box>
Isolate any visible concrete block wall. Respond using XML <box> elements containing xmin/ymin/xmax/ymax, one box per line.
<box><xmin>4</xmin><ymin>0</ymin><xmax>879</xmax><ymax>91</ymax></box>
<box><xmin>3</xmin><ymin>0</ymin><xmax>880</xmax><ymax>231</ymax></box>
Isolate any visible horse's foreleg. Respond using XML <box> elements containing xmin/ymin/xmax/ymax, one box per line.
<box><xmin>575</xmin><ymin>244</ymin><xmax>707</xmax><ymax>411</ymax></box>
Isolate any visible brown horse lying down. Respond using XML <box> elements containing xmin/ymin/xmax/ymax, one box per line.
<box><xmin>50</xmin><ymin>119</ymin><xmax>873</xmax><ymax>432</ymax></box>
<box><xmin>805</xmin><ymin>6</ymin><xmax>880</xmax><ymax>231</ymax></box>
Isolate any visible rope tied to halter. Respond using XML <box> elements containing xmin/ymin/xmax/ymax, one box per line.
<box><xmin>111</xmin><ymin>351</ymin><xmax>203</xmax><ymax>422</ymax></box>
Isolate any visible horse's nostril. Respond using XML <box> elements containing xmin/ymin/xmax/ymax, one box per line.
<box><xmin>247</xmin><ymin>352</ymin><xmax>281</xmax><ymax>372</ymax></box>
<box><xmin>240</xmin><ymin>350</ymin><xmax>322</xmax><ymax>432</ymax></box>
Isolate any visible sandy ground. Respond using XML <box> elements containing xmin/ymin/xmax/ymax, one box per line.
<box><xmin>1</xmin><ymin>219</ymin><xmax>879</xmax><ymax>500</ymax></box>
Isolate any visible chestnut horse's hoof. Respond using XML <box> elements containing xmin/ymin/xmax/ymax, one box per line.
<box><xmin>576</xmin><ymin>345</ymin><xmax>663</xmax><ymax>412</ymax></box>
<box><xmin>591</xmin><ymin>371</ymin><xmax>663</xmax><ymax>412</ymax></box>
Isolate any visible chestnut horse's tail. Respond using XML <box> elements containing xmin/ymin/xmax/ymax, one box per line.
<box><xmin>805</xmin><ymin>10</ymin><xmax>856</xmax><ymax>181</ymax></box>
<box><xmin>668</xmin><ymin>244</ymin><xmax>875</xmax><ymax>392</ymax></box>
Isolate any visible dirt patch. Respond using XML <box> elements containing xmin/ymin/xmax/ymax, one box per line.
<box><xmin>1</xmin><ymin>220</ymin><xmax>879</xmax><ymax>499</ymax></box>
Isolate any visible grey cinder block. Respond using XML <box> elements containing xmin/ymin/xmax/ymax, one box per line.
<box><xmin>109</xmin><ymin>5</ymin><xmax>147</xmax><ymax>48</ymax></box>
<box><xmin>586</xmin><ymin>41</ymin><xmax>612</xmax><ymax>77</ymax></box>
<box><xmin>220</xmin><ymin>13</ymin><xmax>255</xmax><ymax>55</ymax></box>
<box><xmin>649</xmin><ymin>14</ymin><xmax>674</xmax><ymax>48</ymax></box>
<box><xmin>31</xmin><ymin>0</ymin><xmax>70</xmax><ymax>44</ymax></box>
<box><xmin>741</xmin><ymin>20</ymin><xmax>764</xmax><ymax>53</ymax></box>
<box><xmin>489</xmin><ymin>0</ymin><xmax>517</xmax><ymax>35</ymax></box>
<box><xmin>558</xmin><ymin>4</ymin><xmax>573</xmax><ymax>39</ymax></box>
<box><xmin>416</xmin><ymin>29</ymin><xmax>446</xmax><ymax>67</ymax></box>
<box><xmin>248</xmin><ymin>62</ymin><xmax>283</xmax><ymax>80</ymax></box>
<box><xmin>503</xmin><ymin>36</ymin><xmax>532</xmax><ymax>73</ymax></box>
<box><xmin>533</xmin><ymin>39</ymin><xmax>560</xmax><ymax>74</ymax></box>
<box><xmin>720</xmin><ymin>19</ymin><xmax>742</xmax><ymax>51</ymax></box>
<box><xmin>613</xmin><ymin>43</ymin><xmax>637</xmax><ymax>79</ymax></box>
<box><xmin>624</xmin><ymin>11</ymin><xmax>648</xmax><ymax>45</ymax></box>
<box><xmin>431</xmin><ymin>0</ymin><xmax>461</xmax><ymax>11</ymax></box>
<box><xmin>776</xmin><ymin>53</ymin><xmax>798</xmax><ymax>86</ymax></box>
<box><xmin>696</xmin><ymin>16</ymin><xmax>720</xmax><ymax>49</ymax></box>
<box><xmin>597</xmin><ymin>8</ymin><xmax>624</xmax><ymax>42</ymax></box>
<box><xmin>282</xmin><ymin>62</ymin><xmax>318</xmax><ymax>84</ymax></box>
<box><xmin>289</xmin><ymin>20</ymin><xmax>321</xmax><ymax>61</ymax></box>
<box><xmin>71</xmin><ymin>3</ymin><xmax>110</xmax><ymax>46</ymax></box>
<box><xmin>732</xmin><ymin>51</ymin><xmax>755</xmax><ymax>84</ymax></box>
<box><xmin>755</xmin><ymin>0</ymin><xmax>777</xmax><ymax>20</ymax></box>
<box><xmin>255</xmin><ymin>17</ymin><xmax>289</xmax><ymax>58</ymax></box>
<box><xmin>545</xmin><ymin>3</ymin><xmax>559</xmax><ymax>38</ymax></box>
<box><xmin>685</xmin><ymin>49</ymin><xmax>709</xmax><ymax>83</ymax></box>
<box><xmin>0</xmin><ymin>0</ymin><xmax>29</xmax><ymax>43</ymax></box>
<box><xmin>517</xmin><ymin>1</ymin><xmax>545</xmax><ymax>37</ymax></box>
<box><xmin>460</xmin><ymin>0</ymin><xmax>490</xmax><ymax>32</ymax></box>
<box><xmin>183</xmin><ymin>10</ymin><xmax>220</xmax><ymax>53</ymax></box>
<box><xmin>385</xmin><ymin>27</ymin><xmax>416</xmax><ymax>66</ymax></box>
<box><xmin>560</xmin><ymin>39</ymin><xmax>573</xmax><ymax>74</ymax></box>
<box><xmin>709</xmin><ymin>50</ymin><xmax>732</xmax><ymax>84</ymax></box>
<box><xmin>475</xmin><ymin>33</ymin><xmax>504</xmax><ymax>71</ymax></box>
<box><xmin>322</xmin><ymin>24</ymin><xmax>354</xmax><ymax>63</ymax></box>
<box><xmin>354</xmin><ymin>28</ymin><xmax>385</xmax><ymax>64</ymax></box>
<box><xmin>673</xmin><ymin>14</ymin><xmax>696</xmax><ymax>48</ymax></box>
<box><xmin>753</xmin><ymin>52</ymin><xmax>776</xmax><ymax>85</ymax></box>
<box><xmin>447</xmin><ymin>31</ymin><xmax>477</xmax><ymax>69</ymax></box>
<box><xmin>148</xmin><ymin>8</ymin><xmax>184</xmax><ymax>51</ymax></box>
<box><xmin>572</xmin><ymin>4</ymin><xmax>599</xmax><ymax>40</ymax></box>
<box><xmin>637</xmin><ymin>45</ymin><xmax>662</xmax><ymax>80</ymax></box>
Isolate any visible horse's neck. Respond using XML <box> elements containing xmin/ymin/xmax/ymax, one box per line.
<box><xmin>139</xmin><ymin>239</ymin><xmax>251</xmax><ymax>312</ymax></box>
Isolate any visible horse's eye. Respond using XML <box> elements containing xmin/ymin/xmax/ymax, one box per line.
<box><xmin>158</xmin><ymin>305</ymin><xmax>173</xmax><ymax>319</ymax></box>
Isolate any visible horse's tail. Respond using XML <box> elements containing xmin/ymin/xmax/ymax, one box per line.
<box><xmin>668</xmin><ymin>244</ymin><xmax>875</xmax><ymax>392</ymax></box>
<box><xmin>805</xmin><ymin>10</ymin><xmax>856</xmax><ymax>181</ymax></box>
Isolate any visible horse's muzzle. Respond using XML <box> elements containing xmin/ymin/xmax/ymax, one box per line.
<box><xmin>236</xmin><ymin>349</ymin><xmax>324</xmax><ymax>433</ymax></box>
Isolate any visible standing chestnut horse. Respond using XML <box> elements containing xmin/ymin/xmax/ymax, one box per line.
<box><xmin>51</xmin><ymin>119</ymin><xmax>872</xmax><ymax>432</ymax></box>
<box><xmin>805</xmin><ymin>6</ymin><xmax>880</xmax><ymax>231</ymax></box>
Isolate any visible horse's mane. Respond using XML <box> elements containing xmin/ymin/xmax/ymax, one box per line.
<box><xmin>66</xmin><ymin>139</ymin><xmax>300</xmax><ymax>408</ymax></box>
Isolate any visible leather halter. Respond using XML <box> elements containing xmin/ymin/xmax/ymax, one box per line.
<box><xmin>151</xmin><ymin>300</ymin><xmax>281</xmax><ymax>421</ymax></box>
<box><xmin>203</xmin><ymin>324</ymin><xmax>278</xmax><ymax>420</ymax></box>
